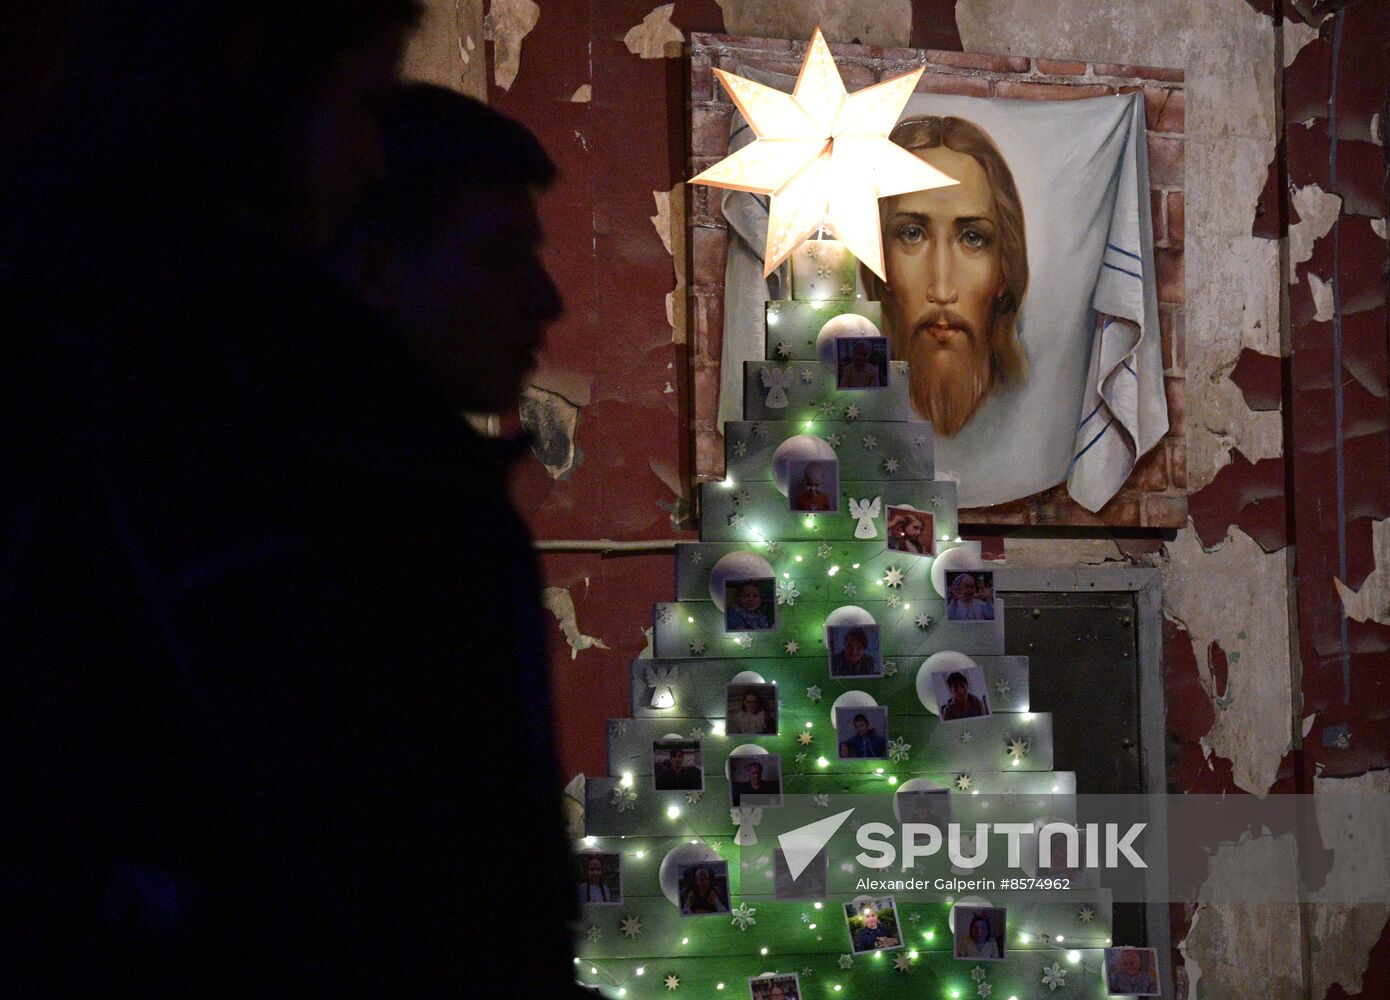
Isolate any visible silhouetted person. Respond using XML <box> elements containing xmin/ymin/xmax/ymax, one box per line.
<box><xmin>4</xmin><ymin>12</ymin><xmax>580</xmax><ymax>998</ymax></box>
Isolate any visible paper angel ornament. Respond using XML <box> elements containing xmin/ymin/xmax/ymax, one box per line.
<box><xmin>730</xmin><ymin>806</ymin><xmax>764</xmax><ymax>847</ymax></box>
<box><xmin>644</xmin><ymin>665</ymin><xmax>679</xmax><ymax>710</ymax></box>
<box><xmin>760</xmin><ymin>366</ymin><xmax>794</xmax><ymax>409</ymax></box>
<box><xmin>848</xmin><ymin>496</ymin><xmax>882</xmax><ymax>539</ymax></box>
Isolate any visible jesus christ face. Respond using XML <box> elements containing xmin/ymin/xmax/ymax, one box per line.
<box><xmin>882</xmin><ymin>145</ymin><xmax>1007</xmax><ymax>436</ymax></box>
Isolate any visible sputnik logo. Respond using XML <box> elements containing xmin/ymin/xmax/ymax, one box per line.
<box><xmin>777</xmin><ymin>808</ymin><xmax>855</xmax><ymax>879</ymax></box>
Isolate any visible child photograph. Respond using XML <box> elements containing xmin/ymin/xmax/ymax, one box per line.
<box><xmin>945</xmin><ymin>570</ymin><xmax>996</xmax><ymax>621</ymax></box>
<box><xmin>827</xmin><ymin>623</ymin><xmax>883</xmax><ymax>679</ymax></box>
<box><xmin>773</xmin><ymin>847</ymin><xmax>828</xmax><ymax>900</ymax></box>
<box><xmin>652</xmin><ymin>739</ymin><xmax>705</xmax><ymax>792</ymax></box>
<box><xmin>1103</xmin><ymin>947</ymin><xmax>1161</xmax><ymax>996</ymax></box>
<box><xmin>725</xmin><ymin>578</ymin><xmax>776</xmax><ymax>631</ymax></box>
<box><xmin>896</xmin><ymin>787</ymin><xmax>952</xmax><ymax>828</ymax></box>
<box><xmin>728</xmin><ymin>754</ymin><xmax>783</xmax><ymax>808</ymax></box>
<box><xmin>575</xmin><ymin>852</ymin><xmax>622</xmax><ymax>907</ymax></box>
<box><xmin>678</xmin><ymin>861</ymin><xmax>731</xmax><ymax>915</ymax></box>
<box><xmin>788</xmin><ymin>458</ymin><xmax>838</xmax><ymax>513</ymax></box>
<box><xmin>748</xmin><ymin>973</ymin><xmax>801</xmax><ymax>1000</ymax></box>
<box><xmin>726</xmin><ymin>682</ymin><xmax>778</xmax><ymax>735</ymax></box>
<box><xmin>843</xmin><ymin>896</ymin><xmax>903</xmax><ymax>954</ymax></box>
<box><xmin>835</xmin><ymin>336</ymin><xmax>890</xmax><ymax>390</ymax></box>
<box><xmin>953</xmin><ymin>905</ymin><xmax>1007</xmax><ymax>961</ymax></box>
<box><xmin>836</xmin><ymin>706</ymin><xmax>889</xmax><ymax>759</ymax></box>
<box><xmin>886</xmin><ymin>505</ymin><xmax>934</xmax><ymax>556</ymax></box>
<box><xmin>928</xmin><ymin>664</ymin><xmax>992</xmax><ymax>722</ymax></box>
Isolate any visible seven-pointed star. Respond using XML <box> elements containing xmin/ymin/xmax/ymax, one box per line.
<box><xmin>690</xmin><ymin>29</ymin><xmax>955</xmax><ymax>278</ymax></box>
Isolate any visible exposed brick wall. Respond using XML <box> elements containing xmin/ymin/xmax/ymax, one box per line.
<box><xmin>688</xmin><ymin>34</ymin><xmax>1188</xmax><ymax>528</ymax></box>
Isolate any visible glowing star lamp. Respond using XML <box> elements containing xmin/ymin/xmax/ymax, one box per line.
<box><xmin>690</xmin><ymin>27</ymin><xmax>957</xmax><ymax>280</ymax></box>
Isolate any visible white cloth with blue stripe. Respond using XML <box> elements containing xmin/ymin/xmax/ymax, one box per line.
<box><xmin>716</xmin><ymin>86</ymin><xmax>1167</xmax><ymax>511</ymax></box>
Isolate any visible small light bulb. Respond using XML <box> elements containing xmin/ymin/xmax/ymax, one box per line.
<box><xmin>1056</xmin><ymin>935</ymin><xmax>1065</xmax><ymax>943</ymax></box>
<box><xmin>636</xmin><ymin>967</ymin><xmax>645</xmax><ymax>976</ymax></box>
<box><xmin>875</xmin><ymin>767</ymin><xmax>884</xmax><ymax>775</ymax></box>
<box><xmin>795</xmin><ymin>554</ymin><xmax>803</xmax><ymax>562</ymax></box>
<box><xmin>583</xmin><ymin>836</ymin><xmax>596</xmax><ymax>847</ymax></box>
<box><xmin>783</xmin><ymin>572</ymin><xmax>790</xmax><ymax>579</ymax></box>
<box><xmin>667</xmin><ymin>805</ymin><xmax>681</xmax><ymax>820</ymax></box>
<box><xmin>851</xmin><ymin>563</ymin><xmax>860</xmax><ymax>569</ymax></box>
<box><xmin>590</xmin><ymin>966</ymin><xmax>598</xmax><ymax>975</ymax></box>
<box><xmin>808</xmin><ymin>922</ymin><xmax>817</xmax><ymax>930</ymax></box>
<box><xmin>1011</xmin><ymin>758</ymin><xmax>1020</xmax><ymax>766</ymax></box>
<box><xmin>681</xmin><ymin>937</ymin><xmax>689</xmax><ymax>945</ymax></box>
<box><xmin>1067</xmin><ymin>950</ymin><xmax>1080</xmax><ymax>963</ymax></box>
<box><xmin>687</xmin><ymin>616</ymin><xmax>694</xmax><ymax>623</ymax></box>
<box><xmin>760</xmin><ymin>947</ymin><xmax>768</xmax><ymax>955</ymax></box>
<box><xmin>618</xmin><ymin>989</ymin><xmax>627</xmax><ymax>997</ymax></box>
<box><xmin>716</xmin><ymin>983</ymin><xmax>725</xmax><ymax>991</ymax></box>
<box><xmin>827</xmin><ymin>565</ymin><xmax>839</xmax><ymax>576</ymax></box>
<box><xmin>620</xmin><ymin>772</ymin><xmax>633</xmax><ymax>788</ymax></box>
<box><xmin>711</xmin><ymin>721</ymin><xmax>725</xmax><ymax>736</ymax></box>
<box><xmin>925</xmin><ymin>930</ymin><xmax>934</xmax><ymax>941</ymax></box>
<box><xmin>908</xmin><ymin>950</ymin><xmax>918</xmax><ymax>960</ymax></box>
<box><xmin>804</xmin><ymin>721</ymin><xmax>813</xmax><ymax>728</ymax></box>
<box><xmin>1019</xmin><ymin>932</ymin><xmax>1031</xmax><ymax>944</ymax></box>
<box><xmin>814</xmin><ymin>902</ymin><xmax>823</xmax><ymax>910</ymax></box>
<box><xmin>903</xmin><ymin>603</ymin><xmax>910</xmax><ymax>609</ymax></box>
<box><xmin>834</xmin><ymin>986</ymin><xmax>842</xmax><ymax>993</ymax></box>
<box><xmin>816</xmin><ymin>756</ymin><xmax>829</xmax><ymax>768</ymax></box>
<box><xmin>888</xmin><ymin>776</ymin><xmax>898</xmax><ymax>785</ymax></box>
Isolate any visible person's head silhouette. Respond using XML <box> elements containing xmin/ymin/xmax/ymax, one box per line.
<box><xmin>341</xmin><ymin>84</ymin><xmax>564</xmax><ymax>412</ymax></box>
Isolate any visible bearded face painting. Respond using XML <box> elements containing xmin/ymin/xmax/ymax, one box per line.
<box><xmin>866</xmin><ymin>117</ymin><xmax>1028</xmax><ymax>438</ymax></box>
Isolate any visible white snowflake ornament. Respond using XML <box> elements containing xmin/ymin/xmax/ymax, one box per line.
<box><xmin>813</xmin><ymin>793</ymin><xmax>831</xmax><ymax>807</ymax></box>
<box><xmin>883</xmin><ymin>660</ymin><xmax>898</xmax><ymax>677</ymax></box>
<box><xmin>971</xmin><ymin>967</ymin><xmax>988</xmax><ymax>984</ymax></box>
<box><xmin>1078</xmin><ymin>905</ymin><xmax>1095</xmax><ymax>924</ymax></box>
<box><xmin>844</xmin><ymin>404</ymin><xmax>862</xmax><ymax>421</ymax></box>
<box><xmin>976</xmin><ymin>983</ymin><xmax>992</xmax><ymax>998</ymax></box>
<box><xmin>837</xmin><ymin>955</ymin><xmax>854</xmax><ymax>970</ymax></box>
<box><xmin>611</xmin><ymin>787</ymin><xmax>638</xmax><ymax>812</ymax></box>
<box><xmin>776</xmin><ymin>579</ymin><xmax>801</xmax><ymax>605</ymax></box>
<box><xmin>800</xmin><ymin>367</ymin><xmax>816</xmax><ymax>383</ymax></box>
<box><xmin>586</xmin><ymin>925</ymin><xmax>601</xmax><ymax>942</ymax></box>
<box><xmin>883</xmin><ymin>457</ymin><xmax>899</xmax><ymax>474</ymax></box>
<box><xmin>1041</xmin><ymin>962</ymin><xmax>1067</xmax><ymax>991</ymax></box>
<box><xmin>959</xmin><ymin>730</ymin><xmax>974</xmax><ymax>744</ymax></box>
<box><xmin>888</xmin><ymin>737</ymin><xmax>912</xmax><ymax>762</ymax></box>
<box><xmin>842</xmin><ymin>582</ymin><xmax>858</xmax><ymax>598</ymax></box>
<box><xmin>621</xmin><ymin>915</ymin><xmax>642</xmax><ymax>938</ymax></box>
<box><xmin>817</xmin><ymin>542</ymin><xmax>833</xmax><ymax>558</ymax></box>
<box><xmin>730</xmin><ymin>903</ymin><xmax>757</xmax><ymax>930</ymax></box>
<box><xmin>886</xmin><ymin>594</ymin><xmax>901</xmax><ymax>609</ymax></box>
<box><xmin>685</xmin><ymin>789</ymin><xmax>704</xmax><ymax>805</ymax></box>
<box><xmin>728</xmin><ymin>513</ymin><xmax>746</xmax><ymax>528</ymax></box>
<box><xmin>861</xmin><ymin>434</ymin><xmax>877</xmax><ymax>449</ymax></box>
<box><xmin>776</xmin><ymin>340</ymin><xmax>791</xmax><ymax>358</ymax></box>
<box><xmin>914</xmin><ymin>612</ymin><xmax>934</xmax><ymax>630</ymax></box>
<box><xmin>994</xmin><ymin>679</ymin><xmax>1011</xmax><ymax>697</ymax></box>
